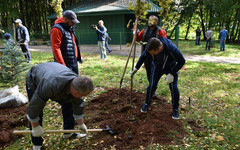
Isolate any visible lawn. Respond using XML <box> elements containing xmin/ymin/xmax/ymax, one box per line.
<box><xmin>3</xmin><ymin>42</ymin><xmax>240</xmax><ymax>149</ymax></box>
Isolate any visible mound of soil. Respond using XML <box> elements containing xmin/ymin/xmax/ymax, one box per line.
<box><xmin>0</xmin><ymin>105</ymin><xmax>28</xmax><ymax>149</ymax></box>
<box><xmin>84</xmin><ymin>88</ymin><xmax>187</xmax><ymax>149</ymax></box>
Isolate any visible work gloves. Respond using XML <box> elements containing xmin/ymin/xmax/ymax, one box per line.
<box><xmin>130</xmin><ymin>68</ymin><xmax>138</xmax><ymax>77</ymax></box>
<box><xmin>165</xmin><ymin>74</ymin><xmax>174</xmax><ymax>85</ymax></box>
<box><xmin>32</xmin><ymin>125</ymin><xmax>44</xmax><ymax>137</ymax></box>
<box><xmin>79</xmin><ymin>57</ymin><xmax>84</xmax><ymax>63</ymax></box>
<box><xmin>76</xmin><ymin>123</ymin><xmax>88</xmax><ymax>134</ymax></box>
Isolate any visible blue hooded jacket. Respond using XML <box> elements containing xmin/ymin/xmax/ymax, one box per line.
<box><xmin>135</xmin><ymin>37</ymin><xmax>185</xmax><ymax>75</ymax></box>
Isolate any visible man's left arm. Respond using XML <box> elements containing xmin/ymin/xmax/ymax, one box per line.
<box><xmin>72</xmin><ymin>98</ymin><xmax>88</xmax><ymax>133</ymax></box>
<box><xmin>23</xmin><ymin>27</ymin><xmax>30</xmax><ymax>43</ymax></box>
<box><xmin>169</xmin><ymin>45</ymin><xmax>186</xmax><ymax>75</ymax></box>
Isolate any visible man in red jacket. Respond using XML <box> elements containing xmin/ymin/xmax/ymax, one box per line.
<box><xmin>133</xmin><ymin>15</ymin><xmax>167</xmax><ymax>98</ymax></box>
<box><xmin>51</xmin><ymin>10</ymin><xmax>82</xmax><ymax>74</ymax></box>
<box><xmin>50</xmin><ymin>10</ymin><xmax>83</xmax><ymax>140</ymax></box>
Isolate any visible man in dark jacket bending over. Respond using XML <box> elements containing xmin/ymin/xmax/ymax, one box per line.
<box><xmin>26</xmin><ymin>62</ymin><xmax>94</xmax><ymax>150</ymax></box>
<box><xmin>130</xmin><ymin>37</ymin><xmax>185</xmax><ymax>119</ymax></box>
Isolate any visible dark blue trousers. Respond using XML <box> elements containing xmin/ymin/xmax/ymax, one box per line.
<box><xmin>20</xmin><ymin>43</ymin><xmax>31</xmax><ymax>61</ymax></box>
<box><xmin>145</xmin><ymin>64</ymin><xmax>180</xmax><ymax>110</ymax></box>
<box><xmin>26</xmin><ymin>84</ymin><xmax>75</xmax><ymax>146</ymax></box>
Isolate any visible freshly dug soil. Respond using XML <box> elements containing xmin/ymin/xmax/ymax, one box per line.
<box><xmin>0</xmin><ymin>105</ymin><xmax>28</xmax><ymax>149</ymax></box>
<box><xmin>84</xmin><ymin>88</ymin><xmax>190</xmax><ymax>149</ymax></box>
<box><xmin>1</xmin><ymin>88</ymin><xmax>204</xmax><ymax>149</ymax></box>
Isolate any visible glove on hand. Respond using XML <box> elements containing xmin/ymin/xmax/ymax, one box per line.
<box><xmin>165</xmin><ymin>74</ymin><xmax>174</xmax><ymax>85</ymax></box>
<box><xmin>76</xmin><ymin>123</ymin><xmax>88</xmax><ymax>134</ymax></box>
<box><xmin>130</xmin><ymin>68</ymin><xmax>138</xmax><ymax>77</ymax></box>
<box><xmin>79</xmin><ymin>57</ymin><xmax>84</xmax><ymax>63</ymax></box>
<box><xmin>32</xmin><ymin>125</ymin><xmax>44</xmax><ymax>137</ymax></box>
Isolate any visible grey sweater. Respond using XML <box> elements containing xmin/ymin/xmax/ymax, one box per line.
<box><xmin>26</xmin><ymin>62</ymin><xmax>84</xmax><ymax>123</ymax></box>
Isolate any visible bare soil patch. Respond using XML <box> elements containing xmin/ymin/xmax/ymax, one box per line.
<box><xmin>0</xmin><ymin>105</ymin><xmax>28</xmax><ymax>149</ymax></box>
<box><xmin>83</xmin><ymin>88</ymin><xmax>191</xmax><ymax>149</ymax></box>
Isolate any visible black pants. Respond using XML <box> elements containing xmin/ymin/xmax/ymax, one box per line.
<box><xmin>26</xmin><ymin>84</ymin><xmax>75</xmax><ymax>146</ymax></box>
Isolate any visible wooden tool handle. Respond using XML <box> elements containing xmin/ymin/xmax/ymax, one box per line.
<box><xmin>13</xmin><ymin>129</ymin><xmax>103</xmax><ymax>135</ymax></box>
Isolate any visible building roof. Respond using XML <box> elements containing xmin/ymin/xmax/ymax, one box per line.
<box><xmin>47</xmin><ymin>0</ymin><xmax>160</xmax><ymax>19</ymax></box>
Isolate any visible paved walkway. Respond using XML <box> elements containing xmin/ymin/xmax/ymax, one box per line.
<box><xmin>29</xmin><ymin>45</ymin><xmax>240</xmax><ymax>64</ymax></box>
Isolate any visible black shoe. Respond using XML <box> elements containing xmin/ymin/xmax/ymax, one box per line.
<box><xmin>172</xmin><ymin>109</ymin><xmax>179</xmax><ymax>119</ymax></box>
<box><xmin>109</xmin><ymin>50</ymin><xmax>112</xmax><ymax>53</ymax></box>
<box><xmin>152</xmin><ymin>93</ymin><xmax>157</xmax><ymax>99</ymax></box>
<box><xmin>140</xmin><ymin>104</ymin><xmax>149</xmax><ymax>113</ymax></box>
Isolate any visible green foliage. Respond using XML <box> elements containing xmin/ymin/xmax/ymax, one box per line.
<box><xmin>50</xmin><ymin>0</ymin><xmax>63</xmax><ymax>17</ymax></box>
<box><xmin>128</xmin><ymin>0</ymin><xmax>152</xmax><ymax>25</ymax></box>
<box><xmin>0</xmin><ymin>44</ymin><xmax>30</xmax><ymax>87</ymax></box>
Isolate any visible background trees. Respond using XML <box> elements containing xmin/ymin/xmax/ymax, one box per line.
<box><xmin>0</xmin><ymin>0</ymin><xmax>239</xmax><ymax>42</ymax></box>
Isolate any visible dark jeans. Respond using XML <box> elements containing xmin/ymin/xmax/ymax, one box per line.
<box><xmin>144</xmin><ymin>55</ymin><xmax>153</xmax><ymax>83</ymax></box>
<box><xmin>20</xmin><ymin>43</ymin><xmax>31</xmax><ymax>61</ymax></box>
<box><xmin>145</xmin><ymin>64</ymin><xmax>180</xmax><ymax>110</ymax></box>
<box><xmin>195</xmin><ymin>36</ymin><xmax>201</xmax><ymax>45</ymax></box>
<box><xmin>26</xmin><ymin>84</ymin><xmax>75</xmax><ymax>146</ymax></box>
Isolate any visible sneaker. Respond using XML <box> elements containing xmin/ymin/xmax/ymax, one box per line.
<box><xmin>63</xmin><ymin>133</ymin><xmax>86</xmax><ymax>139</ymax></box>
<box><xmin>109</xmin><ymin>50</ymin><xmax>112</xmax><ymax>53</ymax></box>
<box><xmin>104</xmin><ymin>58</ymin><xmax>107</xmax><ymax>61</ymax></box>
<box><xmin>140</xmin><ymin>104</ymin><xmax>149</xmax><ymax>113</ymax></box>
<box><xmin>172</xmin><ymin>109</ymin><xmax>179</xmax><ymax>119</ymax></box>
<box><xmin>33</xmin><ymin>145</ymin><xmax>42</xmax><ymax>150</ymax></box>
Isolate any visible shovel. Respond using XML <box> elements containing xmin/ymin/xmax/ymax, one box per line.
<box><xmin>13</xmin><ymin>125</ymin><xmax>116</xmax><ymax>135</ymax></box>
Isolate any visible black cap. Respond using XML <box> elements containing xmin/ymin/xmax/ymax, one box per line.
<box><xmin>63</xmin><ymin>10</ymin><xmax>80</xmax><ymax>24</ymax></box>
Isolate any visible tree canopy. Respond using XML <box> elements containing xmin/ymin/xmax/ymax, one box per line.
<box><xmin>0</xmin><ymin>0</ymin><xmax>239</xmax><ymax>42</ymax></box>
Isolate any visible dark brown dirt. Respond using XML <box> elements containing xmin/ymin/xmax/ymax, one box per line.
<box><xmin>0</xmin><ymin>105</ymin><xmax>28</xmax><ymax>149</ymax></box>
<box><xmin>84</xmin><ymin>88</ymin><xmax>188</xmax><ymax>149</ymax></box>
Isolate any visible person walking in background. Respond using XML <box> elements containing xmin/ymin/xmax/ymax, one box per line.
<box><xmin>15</xmin><ymin>19</ymin><xmax>31</xmax><ymax>63</ymax></box>
<box><xmin>105</xmin><ymin>32</ymin><xmax>112</xmax><ymax>53</ymax></box>
<box><xmin>195</xmin><ymin>26</ymin><xmax>201</xmax><ymax>45</ymax></box>
<box><xmin>205</xmin><ymin>28</ymin><xmax>213</xmax><ymax>50</ymax></box>
<box><xmin>94</xmin><ymin>20</ymin><xmax>107</xmax><ymax>60</ymax></box>
<box><xmin>133</xmin><ymin>15</ymin><xmax>167</xmax><ymax>98</ymax></box>
<box><xmin>218</xmin><ymin>27</ymin><xmax>228</xmax><ymax>51</ymax></box>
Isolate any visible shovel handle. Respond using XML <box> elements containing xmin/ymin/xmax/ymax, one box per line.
<box><xmin>13</xmin><ymin>129</ymin><xmax>103</xmax><ymax>135</ymax></box>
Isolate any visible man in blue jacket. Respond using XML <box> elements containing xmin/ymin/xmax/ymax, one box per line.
<box><xmin>15</xmin><ymin>19</ymin><xmax>31</xmax><ymax>63</ymax></box>
<box><xmin>130</xmin><ymin>37</ymin><xmax>185</xmax><ymax>119</ymax></box>
<box><xmin>94</xmin><ymin>20</ymin><xmax>107</xmax><ymax>60</ymax></box>
<box><xmin>218</xmin><ymin>27</ymin><xmax>228</xmax><ymax>51</ymax></box>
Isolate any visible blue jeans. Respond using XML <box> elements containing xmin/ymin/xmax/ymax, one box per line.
<box><xmin>26</xmin><ymin>84</ymin><xmax>75</xmax><ymax>146</ymax></box>
<box><xmin>220</xmin><ymin>39</ymin><xmax>226</xmax><ymax>51</ymax></box>
<box><xmin>105</xmin><ymin>39</ymin><xmax>111</xmax><ymax>52</ymax></box>
<box><xmin>195</xmin><ymin>36</ymin><xmax>200</xmax><ymax>45</ymax></box>
<box><xmin>145</xmin><ymin>64</ymin><xmax>180</xmax><ymax>110</ymax></box>
<box><xmin>206</xmin><ymin>39</ymin><xmax>211</xmax><ymax>47</ymax></box>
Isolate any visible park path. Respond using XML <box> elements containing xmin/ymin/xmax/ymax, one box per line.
<box><xmin>29</xmin><ymin>45</ymin><xmax>240</xmax><ymax>64</ymax></box>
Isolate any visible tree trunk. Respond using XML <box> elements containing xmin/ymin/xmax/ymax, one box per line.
<box><xmin>185</xmin><ymin>15</ymin><xmax>192</xmax><ymax>40</ymax></box>
<box><xmin>199</xmin><ymin>1</ymin><xmax>206</xmax><ymax>40</ymax></box>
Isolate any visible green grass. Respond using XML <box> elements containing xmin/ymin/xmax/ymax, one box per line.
<box><xmin>177</xmin><ymin>39</ymin><xmax>240</xmax><ymax>57</ymax></box>
<box><xmin>4</xmin><ymin>43</ymin><xmax>240</xmax><ymax>149</ymax></box>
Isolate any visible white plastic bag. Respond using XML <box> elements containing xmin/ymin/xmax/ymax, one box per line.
<box><xmin>0</xmin><ymin>85</ymin><xmax>28</xmax><ymax>108</ymax></box>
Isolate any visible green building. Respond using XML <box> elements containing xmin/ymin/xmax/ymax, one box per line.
<box><xmin>47</xmin><ymin>0</ymin><xmax>162</xmax><ymax>45</ymax></box>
